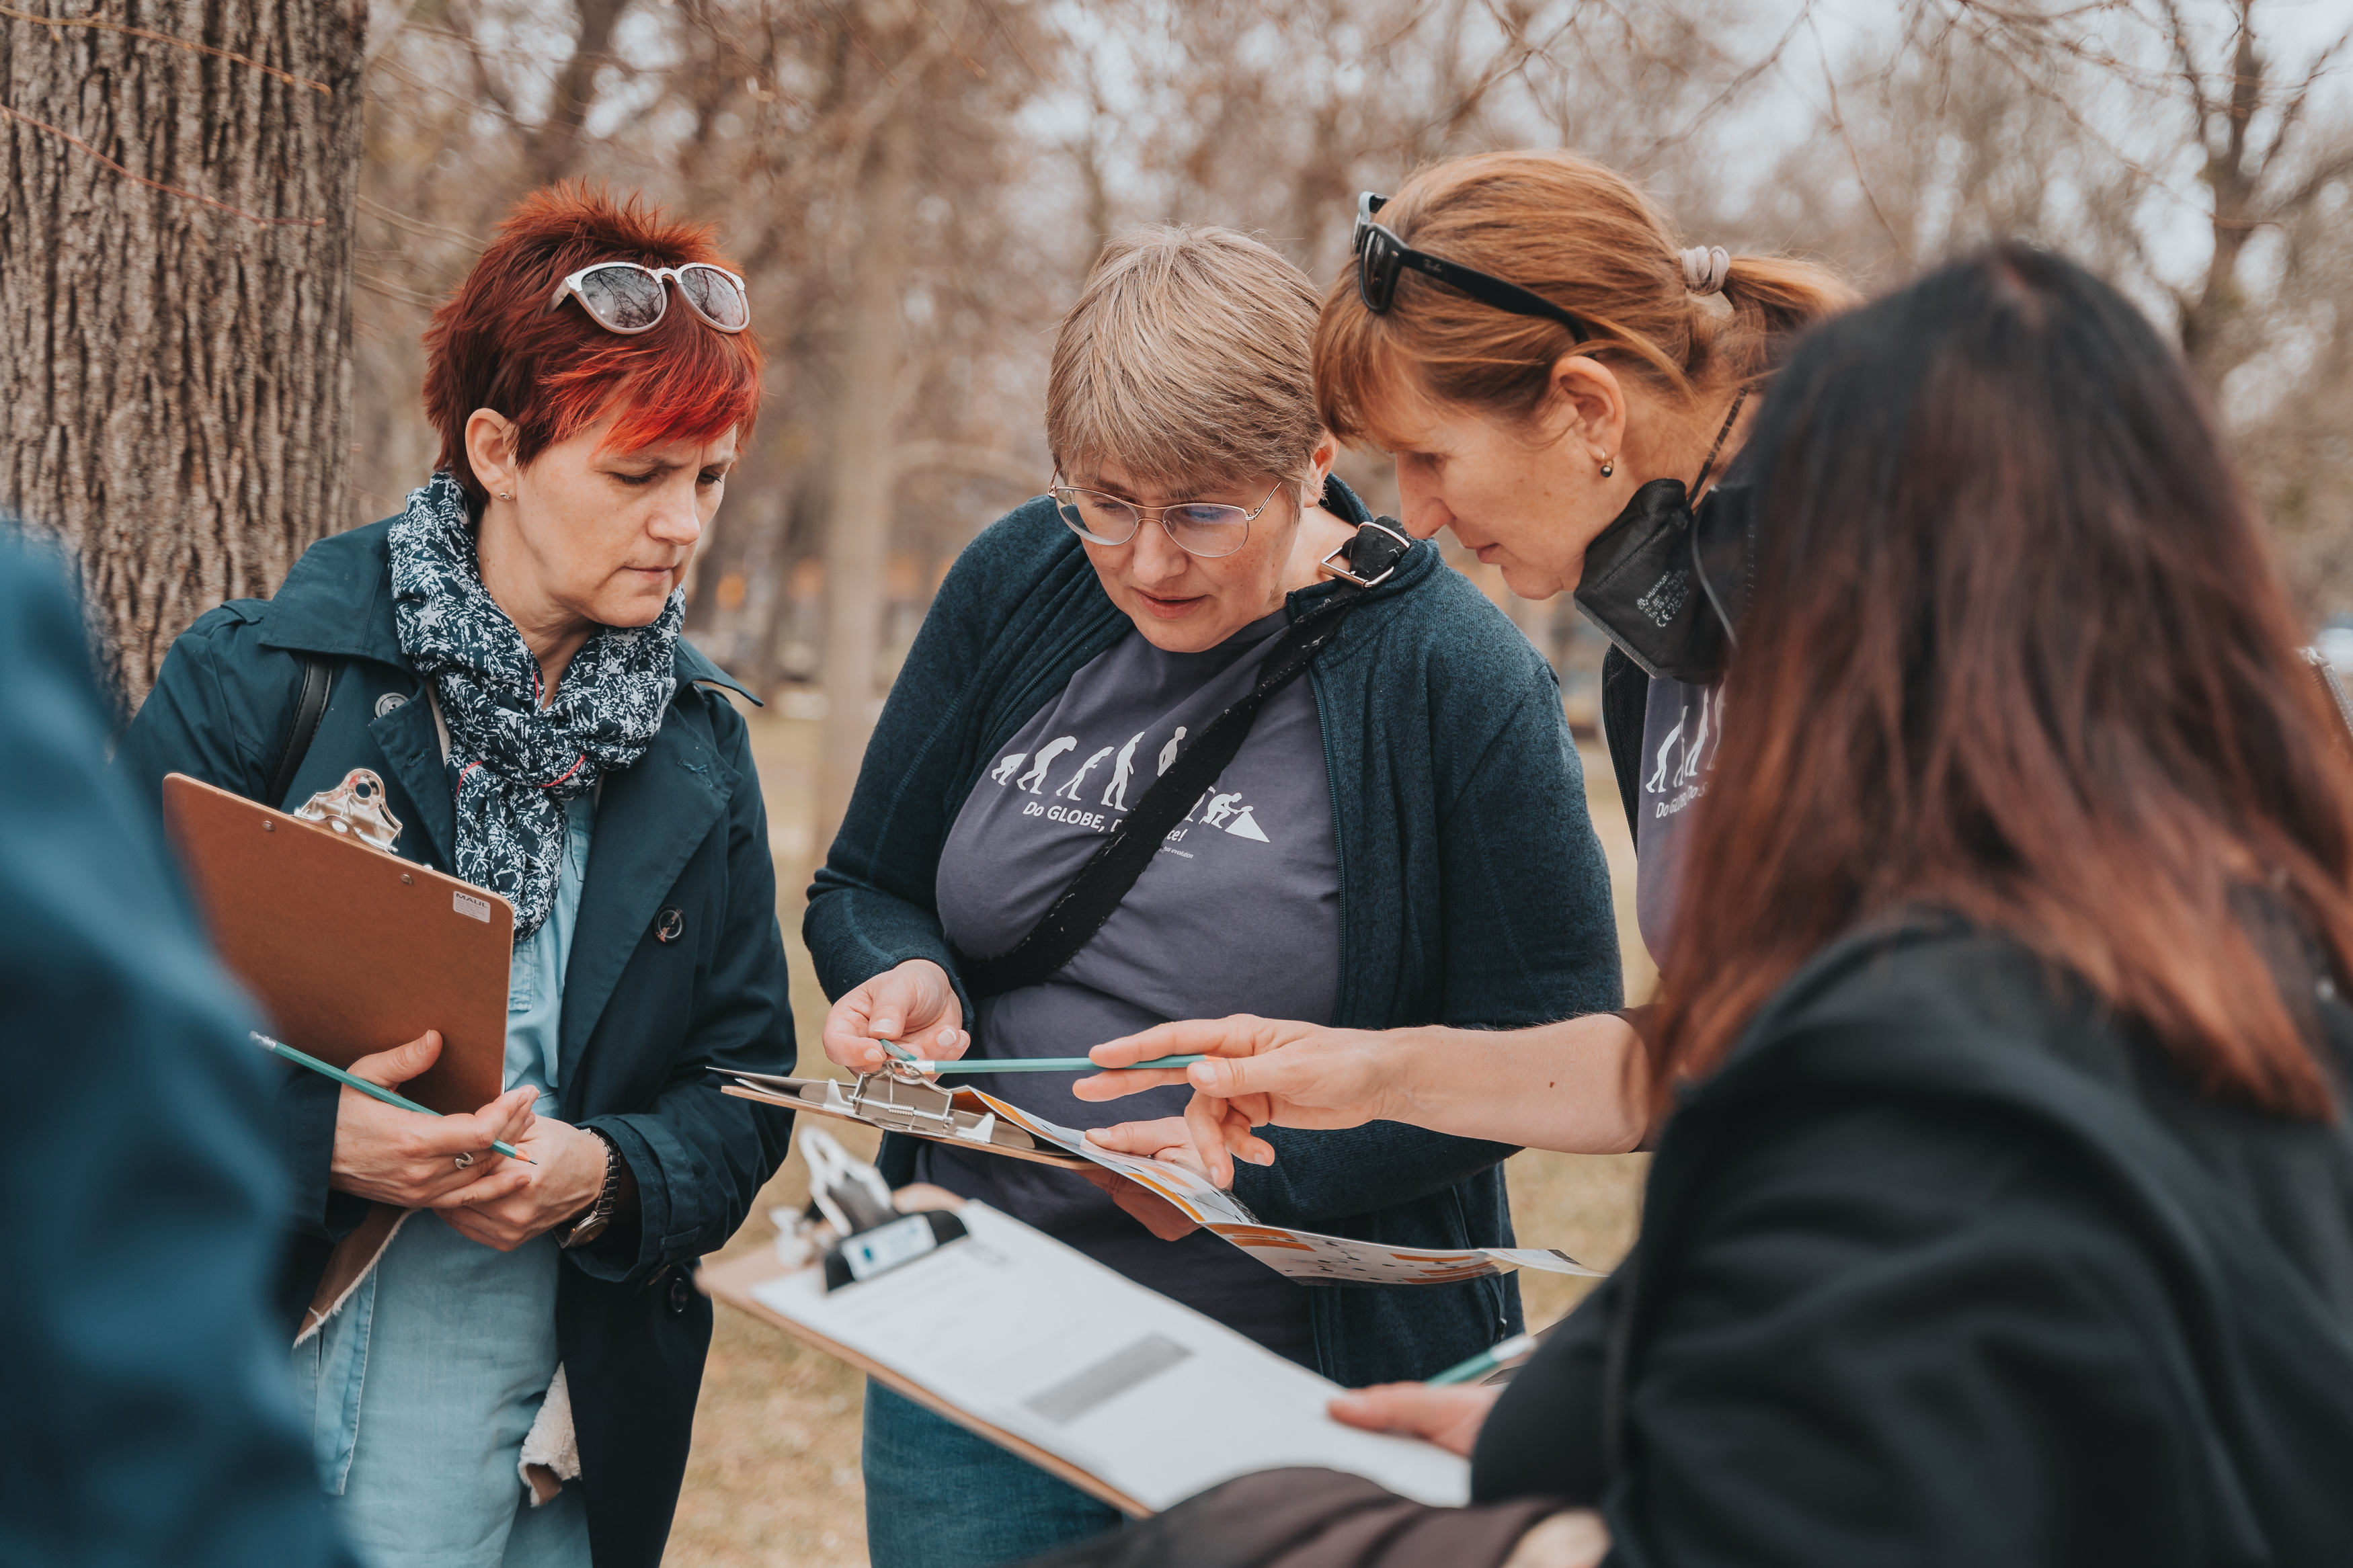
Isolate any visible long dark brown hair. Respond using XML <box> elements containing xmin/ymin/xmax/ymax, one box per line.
<box><xmin>1652</xmin><ymin>243</ymin><xmax>2353</xmax><ymax>1120</ymax></box>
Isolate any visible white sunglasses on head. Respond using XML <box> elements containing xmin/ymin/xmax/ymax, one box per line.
<box><xmin>549</xmin><ymin>261</ymin><xmax>750</xmax><ymax>335</ymax></box>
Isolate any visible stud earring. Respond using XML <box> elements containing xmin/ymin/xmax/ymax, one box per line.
<box><xmin>497</xmin><ymin>491</ymin><xmax>512</xmax><ymax>501</ymax></box>
<box><xmin>1599</xmin><ymin>456</ymin><xmax>1615</xmax><ymax>479</ymax></box>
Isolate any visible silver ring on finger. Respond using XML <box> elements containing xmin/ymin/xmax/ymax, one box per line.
<box><xmin>454</xmin><ymin>1151</ymin><xmax>475</xmax><ymax>1169</ymax></box>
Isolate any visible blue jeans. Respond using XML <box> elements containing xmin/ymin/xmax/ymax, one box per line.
<box><xmin>863</xmin><ymin>1380</ymin><xmax>1124</xmax><ymax>1567</ymax></box>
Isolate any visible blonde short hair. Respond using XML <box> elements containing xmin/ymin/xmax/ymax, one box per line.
<box><xmin>1047</xmin><ymin>226</ymin><xmax>1324</xmax><ymax>497</ymax></box>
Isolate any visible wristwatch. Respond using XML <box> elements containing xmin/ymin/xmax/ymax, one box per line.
<box><xmin>561</xmin><ymin>1128</ymin><xmax>626</xmax><ymax>1249</ymax></box>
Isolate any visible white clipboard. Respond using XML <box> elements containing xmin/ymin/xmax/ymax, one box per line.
<box><xmin>700</xmin><ymin>1199</ymin><xmax>1470</xmax><ymax>1516</ymax></box>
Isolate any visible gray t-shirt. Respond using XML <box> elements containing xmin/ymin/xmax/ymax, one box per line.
<box><xmin>1633</xmin><ymin>673</ymin><xmax>1724</xmax><ymax>959</ymax></box>
<box><xmin>928</xmin><ymin>607</ymin><xmax>1339</xmax><ymax>1366</ymax></box>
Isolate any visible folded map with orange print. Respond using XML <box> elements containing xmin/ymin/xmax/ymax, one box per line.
<box><xmin>722</xmin><ymin>1070</ymin><xmax>1603</xmax><ymax>1289</ymax></box>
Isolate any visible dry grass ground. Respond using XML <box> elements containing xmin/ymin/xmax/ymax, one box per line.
<box><xmin>662</xmin><ymin>712</ymin><xmax>1652</xmax><ymax>1567</ymax></box>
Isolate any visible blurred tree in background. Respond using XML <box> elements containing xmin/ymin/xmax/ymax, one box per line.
<box><xmin>1782</xmin><ymin>0</ymin><xmax>2353</xmax><ymax>608</ymax></box>
<box><xmin>5</xmin><ymin>0</ymin><xmax>2348</xmax><ymax>759</ymax></box>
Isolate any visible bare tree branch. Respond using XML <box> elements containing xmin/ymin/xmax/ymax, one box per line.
<box><xmin>1634</xmin><ymin>2</ymin><xmax>1810</xmax><ymax>169</ymax></box>
<box><xmin>2270</xmin><ymin>138</ymin><xmax>2353</xmax><ymax>219</ymax></box>
<box><xmin>2255</xmin><ymin>18</ymin><xmax>2353</xmax><ymax>180</ymax></box>
<box><xmin>1809</xmin><ymin>12</ymin><xmax>1908</xmax><ymax>263</ymax></box>
<box><xmin>2153</xmin><ymin>0</ymin><xmax>2217</xmax><ymax>151</ymax></box>
<box><xmin>356</xmin><ymin>193</ymin><xmax>487</xmax><ymax>247</ymax></box>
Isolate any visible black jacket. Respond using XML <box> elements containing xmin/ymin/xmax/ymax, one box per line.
<box><xmin>1025</xmin><ymin>917</ymin><xmax>2353</xmax><ymax>1567</ymax></box>
<box><xmin>114</xmin><ymin>520</ymin><xmax>797</xmax><ymax>1568</ymax></box>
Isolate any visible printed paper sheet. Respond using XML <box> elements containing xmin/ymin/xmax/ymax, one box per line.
<box><xmin>973</xmin><ymin>1092</ymin><xmax>1606</xmax><ymax>1288</ymax></box>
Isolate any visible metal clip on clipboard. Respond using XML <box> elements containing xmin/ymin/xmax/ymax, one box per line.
<box><xmin>718</xmin><ymin>1067</ymin><xmax>1074</xmax><ymax>1163</ymax></box>
<box><xmin>847</xmin><ymin>1068</ymin><xmax>1002</xmax><ymax>1145</ymax></box>
<box><xmin>290</xmin><ymin>768</ymin><xmax>405</xmax><ymax>854</ymax></box>
<box><xmin>795</xmin><ymin>1128</ymin><xmax>969</xmax><ymax>1292</ymax></box>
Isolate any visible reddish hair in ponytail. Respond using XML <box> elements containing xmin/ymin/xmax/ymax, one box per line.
<box><xmin>1315</xmin><ymin>149</ymin><xmax>1853</xmax><ymax>446</ymax></box>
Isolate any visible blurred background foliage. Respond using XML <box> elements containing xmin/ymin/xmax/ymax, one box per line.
<box><xmin>346</xmin><ymin>0</ymin><xmax>2353</xmax><ymax>835</ymax></box>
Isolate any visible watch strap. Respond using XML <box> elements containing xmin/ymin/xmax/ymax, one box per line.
<box><xmin>560</xmin><ymin>1127</ymin><xmax>625</xmax><ymax>1249</ymax></box>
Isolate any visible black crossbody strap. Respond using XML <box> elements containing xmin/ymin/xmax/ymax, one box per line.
<box><xmin>269</xmin><ymin>656</ymin><xmax>332</xmax><ymax>808</ymax></box>
<box><xmin>959</xmin><ymin>520</ymin><xmax>1412</xmax><ymax>999</ymax></box>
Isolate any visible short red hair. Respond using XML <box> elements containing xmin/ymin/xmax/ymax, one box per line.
<box><xmin>422</xmin><ymin>182</ymin><xmax>763</xmax><ymax>504</ymax></box>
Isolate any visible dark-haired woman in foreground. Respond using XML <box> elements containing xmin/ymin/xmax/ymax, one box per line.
<box><xmin>1033</xmin><ymin>247</ymin><xmax>2353</xmax><ymax>1566</ymax></box>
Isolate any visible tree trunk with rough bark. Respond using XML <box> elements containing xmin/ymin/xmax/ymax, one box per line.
<box><xmin>0</xmin><ymin>0</ymin><xmax>365</xmax><ymax>712</ymax></box>
<box><xmin>817</xmin><ymin>112</ymin><xmax>916</xmax><ymax>839</ymax></box>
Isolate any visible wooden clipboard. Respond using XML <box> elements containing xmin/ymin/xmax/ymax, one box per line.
<box><xmin>161</xmin><ymin>771</ymin><xmax>511</xmax><ymax>1115</ymax></box>
<box><xmin>697</xmin><ymin>1243</ymin><xmax>1147</xmax><ymax>1515</ymax></box>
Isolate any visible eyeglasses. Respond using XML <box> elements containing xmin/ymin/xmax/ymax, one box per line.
<box><xmin>1351</xmin><ymin>192</ymin><xmax>1589</xmax><ymax>343</ymax></box>
<box><xmin>1050</xmin><ymin>478</ymin><xmax>1287</xmax><ymax>559</ymax></box>
<box><xmin>549</xmin><ymin>261</ymin><xmax>750</xmax><ymax>335</ymax></box>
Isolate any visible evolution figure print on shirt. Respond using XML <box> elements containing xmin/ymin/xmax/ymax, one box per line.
<box><xmin>922</xmin><ymin>611</ymin><xmax>1344</xmax><ymax>1358</ymax></box>
<box><xmin>1633</xmin><ymin>674</ymin><xmax>1726</xmax><ymax>958</ymax></box>
<box><xmin>933</xmin><ymin>606</ymin><xmax>1339</xmax><ymax>1021</ymax></box>
<box><xmin>1643</xmin><ymin>684</ymin><xmax>1722</xmax><ymax>819</ymax></box>
<box><xmin>992</xmin><ymin>725</ymin><xmax>1274</xmax><ymax>846</ymax></box>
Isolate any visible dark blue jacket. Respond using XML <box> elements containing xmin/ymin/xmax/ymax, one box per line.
<box><xmin>114</xmin><ymin>520</ymin><xmax>796</xmax><ymax>1568</ymax></box>
<box><xmin>805</xmin><ymin>485</ymin><xmax>1623</xmax><ymax>1387</ymax></box>
<box><xmin>0</xmin><ymin>536</ymin><xmax>353</xmax><ymax>1567</ymax></box>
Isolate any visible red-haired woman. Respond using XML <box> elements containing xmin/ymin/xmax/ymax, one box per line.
<box><xmin>118</xmin><ymin>185</ymin><xmax>792</xmax><ymax>1568</ymax></box>
<box><xmin>1029</xmin><ymin>247</ymin><xmax>2353</xmax><ymax>1565</ymax></box>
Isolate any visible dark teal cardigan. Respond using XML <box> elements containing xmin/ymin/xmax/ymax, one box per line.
<box><xmin>804</xmin><ymin>482</ymin><xmax>1623</xmax><ymax>1385</ymax></box>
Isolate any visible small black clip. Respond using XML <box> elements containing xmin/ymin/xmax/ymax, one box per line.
<box><xmin>822</xmin><ymin>1209</ymin><xmax>969</xmax><ymax>1292</ymax></box>
<box><xmin>1318</xmin><ymin>518</ymin><xmax>1413</xmax><ymax>589</ymax></box>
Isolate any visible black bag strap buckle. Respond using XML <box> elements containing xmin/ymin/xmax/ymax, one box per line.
<box><xmin>1317</xmin><ymin>519</ymin><xmax>1414</xmax><ymax>589</ymax></box>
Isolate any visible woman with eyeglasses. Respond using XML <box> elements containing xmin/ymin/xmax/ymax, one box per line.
<box><xmin>803</xmin><ymin>224</ymin><xmax>1624</xmax><ymax>1567</ymax></box>
<box><xmin>1017</xmin><ymin>241</ymin><xmax>2353</xmax><ymax>1568</ymax></box>
<box><xmin>116</xmin><ymin>185</ymin><xmax>793</xmax><ymax>1568</ymax></box>
<box><xmin>1079</xmin><ymin>150</ymin><xmax>1856</xmax><ymax>1165</ymax></box>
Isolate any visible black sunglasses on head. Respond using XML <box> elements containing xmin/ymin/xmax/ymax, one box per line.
<box><xmin>1351</xmin><ymin>192</ymin><xmax>1590</xmax><ymax>343</ymax></box>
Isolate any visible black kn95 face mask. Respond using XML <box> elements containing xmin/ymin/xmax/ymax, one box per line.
<box><xmin>1571</xmin><ymin>473</ymin><xmax>1757</xmax><ymax>686</ymax></box>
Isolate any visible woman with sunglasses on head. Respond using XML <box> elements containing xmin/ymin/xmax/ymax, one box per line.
<box><xmin>1080</xmin><ymin>151</ymin><xmax>1856</xmax><ymax>1163</ymax></box>
<box><xmin>1021</xmin><ymin>243</ymin><xmax>2353</xmax><ymax>1568</ymax></box>
<box><xmin>116</xmin><ymin>185</ymin><xmax>793</xmax><ymax>1568</ymax></box>
<box><xmin>803</xmin><ymin>224</ymin><xmax>1623</xmax><ymax>1567</ymax></box>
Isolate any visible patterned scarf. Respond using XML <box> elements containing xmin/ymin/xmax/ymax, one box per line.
<box><xmin>389</xmin><ymin>472</ymin><xmax>682</xmax><ymax>941</ymax></box>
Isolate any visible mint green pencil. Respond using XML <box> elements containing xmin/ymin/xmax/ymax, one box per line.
<box><xmin>1429</xmin><ymin>1331</ymin><xmax>1538</xmax><ymax>1386</ymax></box>
<box><xmin>253</xmin><ymin>1032</ymin><xmax>534</xmax><ymax>1163</ymax></box>
<box><xmin>874</xmin><ymin>1036</ymin><xmax>1205</xmax><ymax>1075</ymax></box>
<box><xmin>909</xmin><ymin>1057</ymin><xmax>1209</xmax><ymax>1075</ymax></box>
